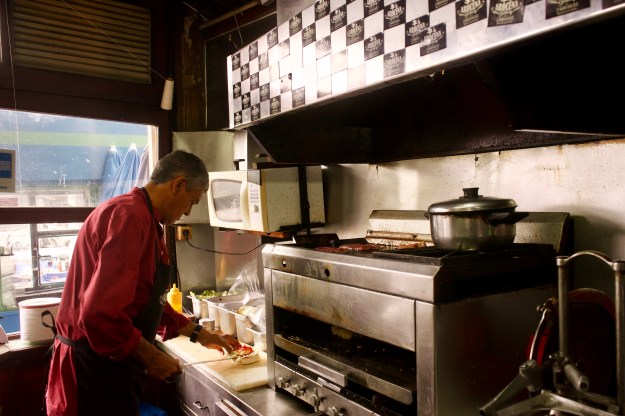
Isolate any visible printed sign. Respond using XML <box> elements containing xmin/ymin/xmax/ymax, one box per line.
<box><xmin>364</xmin><ymin>0</ymin><xmax>384</xmax><ymax>17</ymax></box>
<box><xmin>234</xmin><ymin>111</ymin><xmax>243</xmax><ymax>126</ymax></box>
<box><xmin>364</xmin><ymin>33</ymin><xmax>384</xmax><ymax>60</ymax></box>
<box><xmin>420</xmin><ymin>23</ymin><xmax>447</xmax><ymax>56</ymax></box>
<box><xmin>315</xmin><ymin>0</ymin><xmax>330</xmax><ymax>20</ymax></box>
<box><xmin>488</xmin><ymin>0</ymin><xmax>525</xmax><ymax>26</ymax></box>
<box><xmin>270</xmin><ymin>96</ymin><xmax>281</xmax><ymax>115</ymax></box>
<box><xmin>429</xmin><ymin>0</ymin><xmax>454</xmax><ymax>12</ymax></box>
<box><xmin>260</xmin><ymin>84</ymin><xmax>270</xmax><ymax>101</ymax></box>
<box><xmin>546</xmin><ymin>0</ymin><xmax>590</xmax><ymax>18</ymax></box>
<box><xmin>250</xmin><ymin>73</ymin><xmax>259</xmax><ymax>90</ymax></box>
<box><xmin>0</xmin><ymin>150</ymin><xmax>15</xmax><ymax>193</ymax></box>
<box><xmin>251</xmin><ymin>104</ymin><xmax>261</xmax><ymax>122</ymax></box>
<box><xmin>241</xmin><ymin>63</ymin><xmax>250</xmax><ymax>81</ymax></box>
<box><xmin>232</xmin><ymin>53</ymin><xmax>241</xmax><ymax>70</ymax></box>
<box><xmin>331</xmin><ymin>6</ymin><xmax>347</xmax><ymax>32</ymax></box>
<box><xmin>384</xmin><ymin>50</ymin><xmax>405</xmax><ymax>77</ymax></box>
<box><xmin>267</xmin><ymin>28</ymin><xmax>278</xmax><ymax>49</ymax></box>
<box><xmin>249</xmin><ymin>42</ymin><xmax>258</xmax><ymax>60</ymax></box>
<box><xmin>405</xmin><ymin>16</ymin><xmax>430</xmax><ymax>46</ymax></box>
<box><xmin>242</xmin><ymin>92</ymin><xmax>251</xmax><ymax>110</ymax></box>
<box><xmin>303</xmin><ymin>24</ymin><xmax>317</xmax><ymax>47</ymax></box>
<box><xmin>384</xmin><ymin>0</ymin><xmax>406</xmax><ymax>30</ymax></box>
<box><xmin>292</xmin><ymin>87</ymin><xmax>306</xmax><ymax>108</ymax></box>
<box><xmin>346</xmin><ymin>20</ymin><xmax>365</xmax><ymax>46</ymax></box>
<box><xmin>290</xmin><ymin>13</ymin><xmax>303</xmax><ymax>36</ymax></box>
<box><xmin>233</xmin><ymin>82</ymin><xmax>241</xmax><ymax>99</ymax></box>
<box><xmin>259</xmin><ymin>52</ymin><xmax>268</xmax><ymax>71</ymax></box>
<box><xmin>456</xmin><ymin>0</ymin><xmax>487</xmax><ymax>29</ymax></box>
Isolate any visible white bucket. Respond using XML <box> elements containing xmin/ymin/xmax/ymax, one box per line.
<box><xmin>18</xmin><ymin>297</ymin><xmax>61</xmax><ymax>342</ymax></box>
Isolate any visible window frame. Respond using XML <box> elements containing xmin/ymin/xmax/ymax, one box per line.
<box><xmin>0</xmin><ymin>0</ymin><xmax>172</xmax><ymax>306</ymax></box>
<box><xmin>0</xmin><ymin>0</ymin><xmax>172</xmax><ymax>225</ymax></box>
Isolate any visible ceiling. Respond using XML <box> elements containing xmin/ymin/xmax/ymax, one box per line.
<box><xmin>180</xmin><ymin>0</ymin><xmax>277</xmax><ymax>38</ymax></box>
<box><xmin>182</xmin><ymin>0</ymin><xmax>252</xmax><ymax>20</ymax></box>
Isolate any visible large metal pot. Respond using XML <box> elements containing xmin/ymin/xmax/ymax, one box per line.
<box><xmin>425</xmin><ymin>187</ymin><xmax>528</xmax><ymax>251</ymax></box>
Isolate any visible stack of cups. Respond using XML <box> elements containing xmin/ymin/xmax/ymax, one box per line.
<box><xmin>199</xmin><ymin>318</ymin><xmax>215</xmax><ymax>332</ymax></box>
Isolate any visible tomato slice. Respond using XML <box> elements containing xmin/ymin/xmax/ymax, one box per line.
<box><xmin>235</xmin><ymin>345</ymin><xmax>254</xmax><ymax>356</ymax></box>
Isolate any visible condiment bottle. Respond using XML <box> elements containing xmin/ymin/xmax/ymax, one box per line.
<box><xmin>167</xmin><ymin>284</ymin><xmax>183</xmax><ymax>313</ymax></box>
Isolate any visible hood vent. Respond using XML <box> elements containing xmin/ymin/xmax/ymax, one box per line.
<box><xmin>248</xmin><ymin>11</ymin><xmax>624</xmax><ymax>164</ymax></box>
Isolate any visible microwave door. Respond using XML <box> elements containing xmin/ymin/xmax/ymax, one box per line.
<box><xmin>209</xmin><ymin>178</ymin><xmax>245</xmax><ymax>228</ymax></box>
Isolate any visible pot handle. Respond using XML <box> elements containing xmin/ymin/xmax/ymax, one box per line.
<box><xmin>487</xmin><ymin>211</ymin><xmax>529</xmax><ymax>226</ymax></box>
<box><xmin>424</xmin><ymin>212</ymin><xmax>430</xmax><ymax>219</ymax></box>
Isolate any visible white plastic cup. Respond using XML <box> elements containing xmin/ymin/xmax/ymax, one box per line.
<box><xmin>199</xmin><ymin>318</ymin><xmax>215</xmax><ymax>331</ymax></box>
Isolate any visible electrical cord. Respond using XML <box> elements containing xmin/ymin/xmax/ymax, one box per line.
<box><xmin>185</xmin><ymin>236</ymin><xmax>265</xmax><ymax>255</ymax></box>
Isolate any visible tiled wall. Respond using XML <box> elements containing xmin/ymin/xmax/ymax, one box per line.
<box><xmin>227</xmin><ymin>0</ymin><xmax>622</xmax><ymax>128</ymax></box>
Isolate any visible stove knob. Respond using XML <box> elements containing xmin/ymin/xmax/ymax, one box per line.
<box><xmin>277</xmin><ymin>376</ymin><xmax>289</xmax><ymax>389</ymax></box>
<box><xmin>329</xmin><ymin>407</ymin><xmax>344</xmax><ymax>416</ymax></box>
<box><xmin>293</xmin><ymin>384</ymin><xmax>306</xmax><ymax>397</ymax></box>
<box><xmin>312</xmin><ymin>388</ymin><xmax>321</xmax><ymax>412</ymax></box>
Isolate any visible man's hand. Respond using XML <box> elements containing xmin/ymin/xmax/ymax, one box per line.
<box><xmin>132</xmin><ymin>337</ymin><xmax>182</xmax><ymax>380</ymax></box>
<box><xmin>198</xmin><ymin>330</ymin><xmax>241</xmax><ymax>353</ymax></box>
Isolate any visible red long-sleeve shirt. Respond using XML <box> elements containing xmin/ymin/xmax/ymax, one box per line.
<box><xmin>46</xmin><ymin>187</ymin><xmax>189</xmax><ymax>416</ymax></box>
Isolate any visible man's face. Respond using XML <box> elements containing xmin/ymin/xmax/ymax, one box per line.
<box><xmin>162</xmin><ymin>178</ymin><xmax>207</xmax><ymax>226</ymax></box>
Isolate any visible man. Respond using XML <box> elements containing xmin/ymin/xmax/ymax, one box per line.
<box><xmin>46</xmin><ymin>150</ymin><xmax>239</xmax><ymax>416</ymax></box>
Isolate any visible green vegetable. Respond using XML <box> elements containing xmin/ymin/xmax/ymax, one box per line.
<box><xmin>189</xmin><ymin>289</ymin><xmax>217</xmax><ymax>299</ymax></box>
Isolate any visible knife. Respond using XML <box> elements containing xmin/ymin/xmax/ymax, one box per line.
<box><xmin>182</xmin><ymin>353</ymin><xmax>237</xmax><ymax>366</ymax></box>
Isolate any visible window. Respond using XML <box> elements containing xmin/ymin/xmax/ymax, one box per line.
<box><xmin>0</xmin><ymin>109</ymin><xmax>155</xmax><ymax>323</ymax></box>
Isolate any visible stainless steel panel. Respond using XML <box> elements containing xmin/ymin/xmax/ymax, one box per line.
<box><xmin>172</xmin><ymin>131</ymin><xmax>234</xmax><ymax>224</ymax></box>
<box><xmin>263</xmin><ymin>244</ymin><xmax>438</xmax><ymax>301</ymax></box>
<box><xmin>274</xmin><ymin>360</ymin><xmax>384</xmax><ymax>416</ymax></box>
<box><xmin>179</xmin><ymin>371</ymin><xmax>219</xmax><ymax>416</ymax></box>
<box><xmin>415</xmin><ymin>285</ymin><xmax>556</xmax><ymax>415</ymax></box>
<box><xmin>264</xmin><ymin>268</ymin><xmax>277</xmax><ymax>391</ymax></box>
<box><xmin>271</xmin><ymin>270</ymin><xmax>416</xmax><ymax>351</ymax></box>
<box><xmin>273</xmin><ymin>334</ymin><xmax>414</xmax><ymax>405</ymax></box>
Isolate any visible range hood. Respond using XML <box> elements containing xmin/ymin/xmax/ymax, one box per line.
<box><xmin>236</xmin><ymin>1</ymin><xmax>625</xmax><ymax>164</ymax></box>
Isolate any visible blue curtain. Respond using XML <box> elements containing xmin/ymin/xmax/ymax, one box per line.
<box><xmin>100</xmin><ymin>145</ymin><xmax>141</xmax><ymax>202</ymax></box>
<box><xmin>100</xmin><ymin>146</ymin><xmax>121</xmax><ymax>202</ymax></box>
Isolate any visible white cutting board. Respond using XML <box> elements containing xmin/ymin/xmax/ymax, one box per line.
<box><xmin>163</xmin><ymin>336</ymin><xmax>268</xmax><ymax>391</ymax></box>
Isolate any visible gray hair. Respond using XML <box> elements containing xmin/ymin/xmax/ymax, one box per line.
<box><xmin>150</xmin><ymin>150</ymin><xmax>208</xmax><ymax>190</ymax></box>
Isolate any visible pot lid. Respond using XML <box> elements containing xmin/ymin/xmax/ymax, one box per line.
<box><xmin>427</xmin><ymin>187</ymin><xmax>518</xmax><ymax>213</ymax></box>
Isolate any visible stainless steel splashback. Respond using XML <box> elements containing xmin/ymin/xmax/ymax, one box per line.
<box><xmin>172</xmin><ymin>131</ymin><xmax>263</xmax><ymax>299</ymax></box>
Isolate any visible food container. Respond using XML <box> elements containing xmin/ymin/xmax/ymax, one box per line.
<box><xmin>188</xmin><ymin>296</ymin><xmax>209</xmax><ymax>319</ymax></box>
<box><xmin>19</xmin><ymin>297</ymin><xmax>61</xmax><ymax>342</ymax></box>
<box><xmin>235</xmin><ymin>313</ymin><xmax>254</xmax><ymax>344</ymax></box>
<box><xmin>213</xmin><ymin>297</ymin><xmax>264</xmax><ymax>338</ymax></box>
<box><xmin>247</xmin><ymin>327</ymin><xmax>266</xmax><ymax>351</ymax></box>
<box><xmin>425</xmin><ymin>187</ymin><xmax>529</xmax><ymax>251</ymax></box>
<box><xmin>203</xmin><ymin>294</ymin><xmax>246</xmax><ymax>330</ymax></box>
<box><xmin>214</xmin><ymin>301</ymin><xmax>242</xmax><ymax>336</ymax></box>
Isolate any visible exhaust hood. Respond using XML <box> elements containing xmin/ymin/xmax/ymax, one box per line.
<box><xmin>229</xmin><ymin>1</ymin><xmax>625</xmax><ymax>164</ymax></box>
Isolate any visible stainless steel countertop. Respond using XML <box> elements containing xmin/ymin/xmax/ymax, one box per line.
<box><xmin>157</xmin><ymin>339</ymin><xmax>311</xmax><ymax>416</ymax></box>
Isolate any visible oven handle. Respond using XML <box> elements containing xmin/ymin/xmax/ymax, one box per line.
<box><xmin>298</xmin><ymin>356</ymin><xmax>348</xmax><ymax>387</ymax></box>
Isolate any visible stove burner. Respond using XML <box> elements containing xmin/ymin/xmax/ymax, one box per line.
<box><xmin>371</xmin><ymin>243</ymin><xmax>555</xmax><ymax>266</ymax></box>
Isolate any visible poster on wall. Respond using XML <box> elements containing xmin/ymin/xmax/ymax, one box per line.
<box><xmin>0</xmin><ymin>149</ymin><xmax>16</xmax><ymax>193</ymax></box>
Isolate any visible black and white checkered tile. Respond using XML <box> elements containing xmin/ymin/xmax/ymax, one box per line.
<box><xmin>229</xmin><ymin>0</ymin><xmax>614</xmax><ymax>128</ymax></box>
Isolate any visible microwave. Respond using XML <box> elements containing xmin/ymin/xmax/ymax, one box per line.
<box><xmin>207</xmin><ymin>166</ymin><xmax>325</xmax><ymax>232</ymax></box>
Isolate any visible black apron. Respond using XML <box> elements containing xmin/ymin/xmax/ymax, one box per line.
<box><xmin>52</xmin><ymin>187</ymin><xmax>172</xmax><ymax>416</ymax></box>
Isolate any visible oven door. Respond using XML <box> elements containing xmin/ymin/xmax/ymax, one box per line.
<box><xmin>266</xmin><ymin>269</ymin><xmax>417</xmax><ymax>415</ymax></box>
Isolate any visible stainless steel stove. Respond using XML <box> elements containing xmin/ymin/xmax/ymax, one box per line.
<box><xmin>262</xmin><ymin>211</ymin><xmax>571</xmax><ymax>416</ymax></box>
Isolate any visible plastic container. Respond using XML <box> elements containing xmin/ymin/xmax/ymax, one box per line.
<box><xmin>215</xmin><ymin>301</ymin><xmax>242</xmax><ymax>336</ymax></box>
<box><xmin>18</xmin><ymin>297</ymin><xmax>61</xmax><ymax>342</ymax></box>
<box><xmin>199</xmin><ymin>318</ymin><xmax>215</xmax><ymax>331</ymax></box>
<box><xmin>235</xmin><ymin>313</ymin><xmax>254</xmax><ymax>344</ymax></box>
<box><xmin>247</xmin><ymin>327</ymin><xmax>266</xmax><ymax>351</ymax></box>
<box><xmin>188</xmin><ymin>296</ymin><xmax>209</xmax><ymax>319</ymax></box>
<box><xmin>167</xmin><ymin>284</ymin><xmax>182</xmax><ymax>313</ymax></box>
<box><xmin>203</xmin><ymin>294</ymin><xmax>247</xmax><ymax>330</ymax></box>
